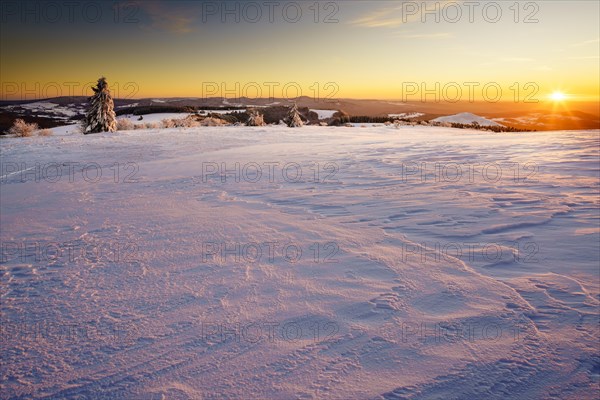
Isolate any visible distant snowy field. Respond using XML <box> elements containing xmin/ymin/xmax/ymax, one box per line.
<box><xmin>310</xmin><ymin>109</ymin><xmax>338</xmax><ymax>119</ymax></box>
<box><xmin>432</xmin><ymin>112</ymin><xmax>504</xmax><ymax>127</ymax></box>
<box><xmin>1</xmin><ymin>125</ymin><xmax>598</xmax><ymax>399</ymax></box>
<box><xmin>2</xmin><ymin>101</ymin><xmax>84</xmax><ymax>120</ymax></box>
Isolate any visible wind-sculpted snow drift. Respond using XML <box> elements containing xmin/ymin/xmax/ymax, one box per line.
<box><xmin>1</xmin><ymin>126</ymin><xmax>598</xmax><ymax>399</ymax></box>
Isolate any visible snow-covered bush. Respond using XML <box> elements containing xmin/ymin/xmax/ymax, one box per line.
<box><xmin>393</xmin><ymin>120</ymin><xmax>409</xmax><ymax>129</ymax></box>
<box><xmin>285</xmin><ymin>104</ymin><xmax>304</xmax><ymax>127</ymax></box>
<box><xmin>9</xmin><ymin>119</ymin><xmax>38</xmax><ymax>137</ymax></box>
<box><xmin>246</xmin><ymin>110</ymin><xmax>266</xmax><ymax>126</ymax></box>
<box><xmin>327</xmin><ymin>110</ymin><xmax>350</xmax><ymax>126</ymax></box>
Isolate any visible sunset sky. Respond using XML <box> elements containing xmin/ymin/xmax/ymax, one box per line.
<box><xmin>1</xmin><ymin>0</ymin><xmax>599</xmax><ymax>101</ymax></box>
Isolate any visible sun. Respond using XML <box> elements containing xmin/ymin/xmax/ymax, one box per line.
<box><xmin>549</xmin><ymin>91</ymin><xmax>567</xmax><ymax>101</ymax></box>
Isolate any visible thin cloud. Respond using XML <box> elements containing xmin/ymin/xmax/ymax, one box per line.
<box><xmin>568</xmin><ymin>56</ymin><xmax>600</xmax><ymax>60</ymax></box>
<box><xmin>570</xmin><ymin>38</ymin><xmax>600</xmax><ymax>47</ymax></box>
<box><xmin>350</xmin><ymin>5</ymin><xmax>408</xmax><ymax>28</ymax></box>
<box><xmin>397</xmin><ymin>32</ymin><xmax>452</xmax><ymax>39</ymax></box>
<box><xmin>350</xmin><ymin>1</ymin><xmax>451</xmax><ymax>28</ymax></box>
<box><xmin>354</xmin><ymin>17</ymin><xmax>406</xmax><ymax>28</ymax></box>
<box><xmin>118</xmin><ymin>1</ymin><xmax>197</xmax><ymax>34</ymax></box>
<box><xmin>501</xmin><ymin>57</ymin><xmax>534</xmax><ymax>63</ymax></box>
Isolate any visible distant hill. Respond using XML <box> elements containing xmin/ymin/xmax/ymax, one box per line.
<box><xmin>432</xmin><ymin>112</ymin><xmax>504</xmax><ymax>127</ymax></box>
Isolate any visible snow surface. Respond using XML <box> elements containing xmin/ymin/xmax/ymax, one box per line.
<box><xmin>48</xmin><ymin>123</ymin><xmax>81</xmax><ymax>136</ymax></box>
<box><xmin>432</xmin><ymin>112</ymin><xmax>504</xmax><ymax>127</ymax></box>
<box><xmin>1</xmin><ymin>126</ymin><xmax>599</xmax><ymax>399</ymax></box>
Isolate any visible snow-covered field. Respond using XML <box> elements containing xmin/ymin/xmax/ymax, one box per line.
<box><xmin>1</xmin><ymin>126</ymin><xmax>598</xmax><ymax>399</ymax></box>
<box><xmin>2</xmin><ymin>102</ymin><xmax>84</xmax><ymax>120</ymax></box>
<box><xmin>117</xmin><ymin>112</ymin><xmax>193</xmax><ymax>124</ymax></box>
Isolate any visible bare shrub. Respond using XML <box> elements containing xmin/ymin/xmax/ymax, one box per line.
<box><xmin>179</xmin><ymin>116</ymin><xmax>200</xmax><ymax>128</ymax></box>
<box><xmin>37</xmin><ymin>128</ymin><xmax>53</xmax><ymax>137</ymax></box>
<box><xmin>116</xmin><ymin>119</ymin><xmax>135</xmax><ymax>131</ymax></box>
<box><xmin>160</xmin><ymin>116</ymin><xmax>222</xmax><ymax>128</ymax></box>
<box><xmin>200</xmin><ymin>117</ymin><xmax>226</xmax><ymax>127</ymax></box>
<box><xmin>161</xmin><ymin>119</ymin><xmax>177</xmax><ymax>128</ymax></box>
<box><xmin>171</xmin><ymin>118</ymin><xmax>186</xmax><ymax>128</ymax></box>
<box><xmin>9</xmin><ymin>119</ymin><xmax>38</xmax><ymax>137</ymax></box>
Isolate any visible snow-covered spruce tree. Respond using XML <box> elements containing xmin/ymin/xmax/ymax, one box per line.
<box><xmin>285</xmin><ymin>104</ymin><xmax>304</xmax><ymax>128</ymax></box>
<box><xmin>84</xmin><ymin>77</ymin><xmax>117</xmax><ymax>134</ymax></box>
<box><xmin>246</xmin><ymin>110</ymin><xmax>266</xmax><ymax>126</ymax></box>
